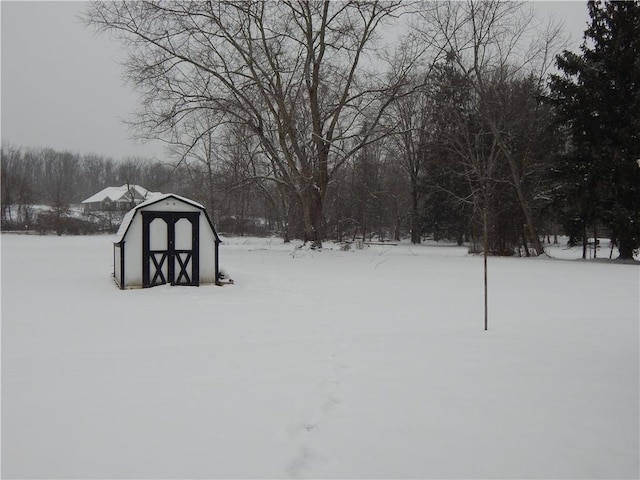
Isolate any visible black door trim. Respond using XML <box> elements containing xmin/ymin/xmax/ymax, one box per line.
<box><xmin>142</xmin><ymin>211</ymin><xmax>200</xmax><ymax>287</ymax></box>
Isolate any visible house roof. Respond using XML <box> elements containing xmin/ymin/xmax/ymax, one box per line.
<box><xmin>114</xmin><ymin>193</ymin><xmax>220</xmax><ymax>244</ymax></box>
<box><xmin>82</xmin><ymin>185</ymin><xmax>150</xmax><ymax>204</ymax></box>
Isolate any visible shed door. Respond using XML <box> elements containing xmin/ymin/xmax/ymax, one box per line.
<box><xmin>142</xmin><ymin>211</ymin><xmax>200</xmax><ymax>288</ymax></box>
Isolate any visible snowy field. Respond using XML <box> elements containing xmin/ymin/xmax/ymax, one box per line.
<box><xmin>2</xmin><ymin>233</ymin><xmax>638</xmax><ymax>479</ymax></box>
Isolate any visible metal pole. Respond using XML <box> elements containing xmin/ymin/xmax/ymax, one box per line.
<box><xmin>484</xmin><ymin>206</ymin><xmax>488</xmax><ymax>331</ymax></box>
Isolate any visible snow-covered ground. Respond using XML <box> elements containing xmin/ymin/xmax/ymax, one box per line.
<box><xmin>2</xmin><ymin>234</ymin><xmax>638</xmax><ymax>479</ymax></box>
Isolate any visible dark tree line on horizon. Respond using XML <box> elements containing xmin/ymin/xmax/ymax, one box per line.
<box><xmin>2</xmin><ymin>1</ymin><xmax>639</xmax><ymax>259</ymax></box>
<box><xmin>548</xmin><ymin>1</ymin><xmax>640</xmax><ymax>260</ymax></box>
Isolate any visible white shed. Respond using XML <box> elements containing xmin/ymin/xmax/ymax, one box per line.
<box><xmin>113</xmin><ymin>194</ymin><xmax>221</xmax><ymax>289</ymax></box>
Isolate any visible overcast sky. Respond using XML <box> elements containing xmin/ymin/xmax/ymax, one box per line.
<box><xmin>1</xmin><ymin>1</ymin><xmax>590</xmax><ymax>161</ymax></box>
<box><xmin>1</xmin><ymin>1</ymin><xmax>165</xmax><ymax>159</ymax></box>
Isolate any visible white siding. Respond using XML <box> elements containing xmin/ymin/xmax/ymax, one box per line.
<box><xmin>122</xmin><ymin>212</ymin><xmax>143</xmax><ymax>287</ymax></box>
<box><xmin>199</xmin><ymin>215</ymin><xmax>218</xmax><ymax>283</ymax></box>
<box><xmin>114</xmin><ymin>243</ymin><xmax>122</xmax><ymax>287</ymax></box>
<box><xmin>142</xmin><ymin>199</ymin><xmax>202</xmax><ymax>213</ymax></box>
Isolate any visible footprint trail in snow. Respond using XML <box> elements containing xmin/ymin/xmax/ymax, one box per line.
<box><xmin>286</xmin><ymin>336</ymin><xmax>350</xmax><ymax>479</ymax></box>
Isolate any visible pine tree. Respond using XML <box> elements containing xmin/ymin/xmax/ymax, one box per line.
<box><xmin>549</xmin><ymin>0</ymin><xmax>640</xmax><ymax>259</ymax></box>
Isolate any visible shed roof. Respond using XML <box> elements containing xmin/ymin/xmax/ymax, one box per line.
<box><xmin>114</xmin><ymin>193</ymin><xmax>220</xmax><ymax>244</ymax></box>
<box><xmin>82</xmin><ymin>185</ymin><xmax>149</xmax><ymax>204</ymax></box>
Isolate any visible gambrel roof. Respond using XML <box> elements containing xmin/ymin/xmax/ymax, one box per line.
<box><xmin>114</xmin><ymin>193</ymin><xmax>220</xmax><ymax>244</ymax></box>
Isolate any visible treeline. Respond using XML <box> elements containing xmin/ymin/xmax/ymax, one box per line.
<box><xmin>1</xmin><ymin>147</ymin><xmax>173</xmax><ymax>233</ymax></box>
<box><xmin>116</xmin><ymin>1</ymin><xmax>634</xmax><ymax>258</ymax></box>
<box><xmin>3</xmin><ymin>1</ymin><xmax>639</xmax><ymax>259</ymax></box>
<box><xmin>1</xmin><ymin>147</ymin><xmax>171</xmax><ymax>208</ymax></box>
<box><xmin>0</xmin><ymin>146</ymin><xmax>276</xmax><ymax>236</ymax></box>
<box><xmin>165</xmin><ymin>80</ymin><xmax>560</xmax><ymax>254</ymax></box>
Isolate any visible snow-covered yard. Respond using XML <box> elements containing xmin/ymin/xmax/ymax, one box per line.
<box><xmin>2</xmin><ymin>234</ymin><xmax>638</xmax><ymax>479</ymax></box>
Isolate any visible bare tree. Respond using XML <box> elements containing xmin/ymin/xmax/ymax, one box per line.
<box><xmin>416</xmin><ymin>0</ymin><xmax>563</xmax><ymax>256</ymax></box>
<box><xmin>385</xmin><ymin>77</ymin><xmax>435</xmax><ymax>244</ymax></box>
<box><xmin>412</xmin><ymin>0</ymin><xmax>564</xmax><ymax>330</ymax></box>
<box><xmin>165</xmin><ymin>111</ymin><xmax>227</xmax><ymax>216</ymax></box>
<box><xmin>428</xmin><ymin>63</ymin><xmax>501</xmax><ymax>329</ymax></box>
<box><xmin>87</xmin><ymin>1</ymin><xmax>420</xmax><ymax>247</ymax></box>
<box><xmin>41</xmin><ymin>149</ymin><xmax>78</xmax><ymax>235</ymax></box>
<box><xmin>1</xmin><ymin>145</ymin><xmax>21</xmax><ymax>224</ymax></box>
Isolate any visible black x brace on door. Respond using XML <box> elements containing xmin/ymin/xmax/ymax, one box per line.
<box><xmin>142</xmin><ymin>211</ymin><xmax>200</xmax><ymax>288</ymax></box>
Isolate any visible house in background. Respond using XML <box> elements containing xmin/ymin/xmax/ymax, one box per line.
<box><xmin>81</xmin><ymin>185</ymin><xmax>151</xmax><ymax>213</ymax></box>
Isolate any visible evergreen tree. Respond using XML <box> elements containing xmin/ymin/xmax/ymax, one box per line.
<box><xmin>549</xmin><ymin>0</ymin><xmax>640</xmax><ymax>259</ymax></box>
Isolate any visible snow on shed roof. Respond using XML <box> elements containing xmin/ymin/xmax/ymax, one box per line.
<box><xmin>82</xmin><ymin>185</ymin><xmax>149</xmax><ymax>204</ymax></box>
<box><xmin>114</xmin><ymin>193</ymin><xmax>218</xmax><ymax>244</ymax></box>
<box><xmin>115</xmin><ymin>209</ymin><xmax>137</xmax><ymax>243</ymax></box>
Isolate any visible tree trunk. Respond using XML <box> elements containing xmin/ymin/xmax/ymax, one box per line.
<box><xmin>206</xmin><ymin>157</ymin><xmax>215</xmax><ymax>218</ymax></box>
<box><xmin>282</xmin><ymin>221</ymin><xmax>291</xmax><ymax>244</ymax></box>
<box><xmin>508</xmin><ymin>160</ymin><xmax>543</xmax><ymax>255</ymax></box>
<box><xmin>617</xmin><ymin>237</ymin><xmax>635</xmax><ymax>260</ymax></box>
<box><xmin>410</xmin><ymin>182</ymin><xmax>421</xmax><ymax>244</ymax></box>
<box><xmin>302</xmin><ymin>188</ymin><xmax>324</xmax><ymax>249</ymax></box>
<box><xmin>490</xmin><ymin>123</ymin><xmax>544</xmax><ymax>256</ymax></box>
<box><xmin>522</xmin><ymin>227</ymin><xmax>530</xmax><ymax>257</ymax></box>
